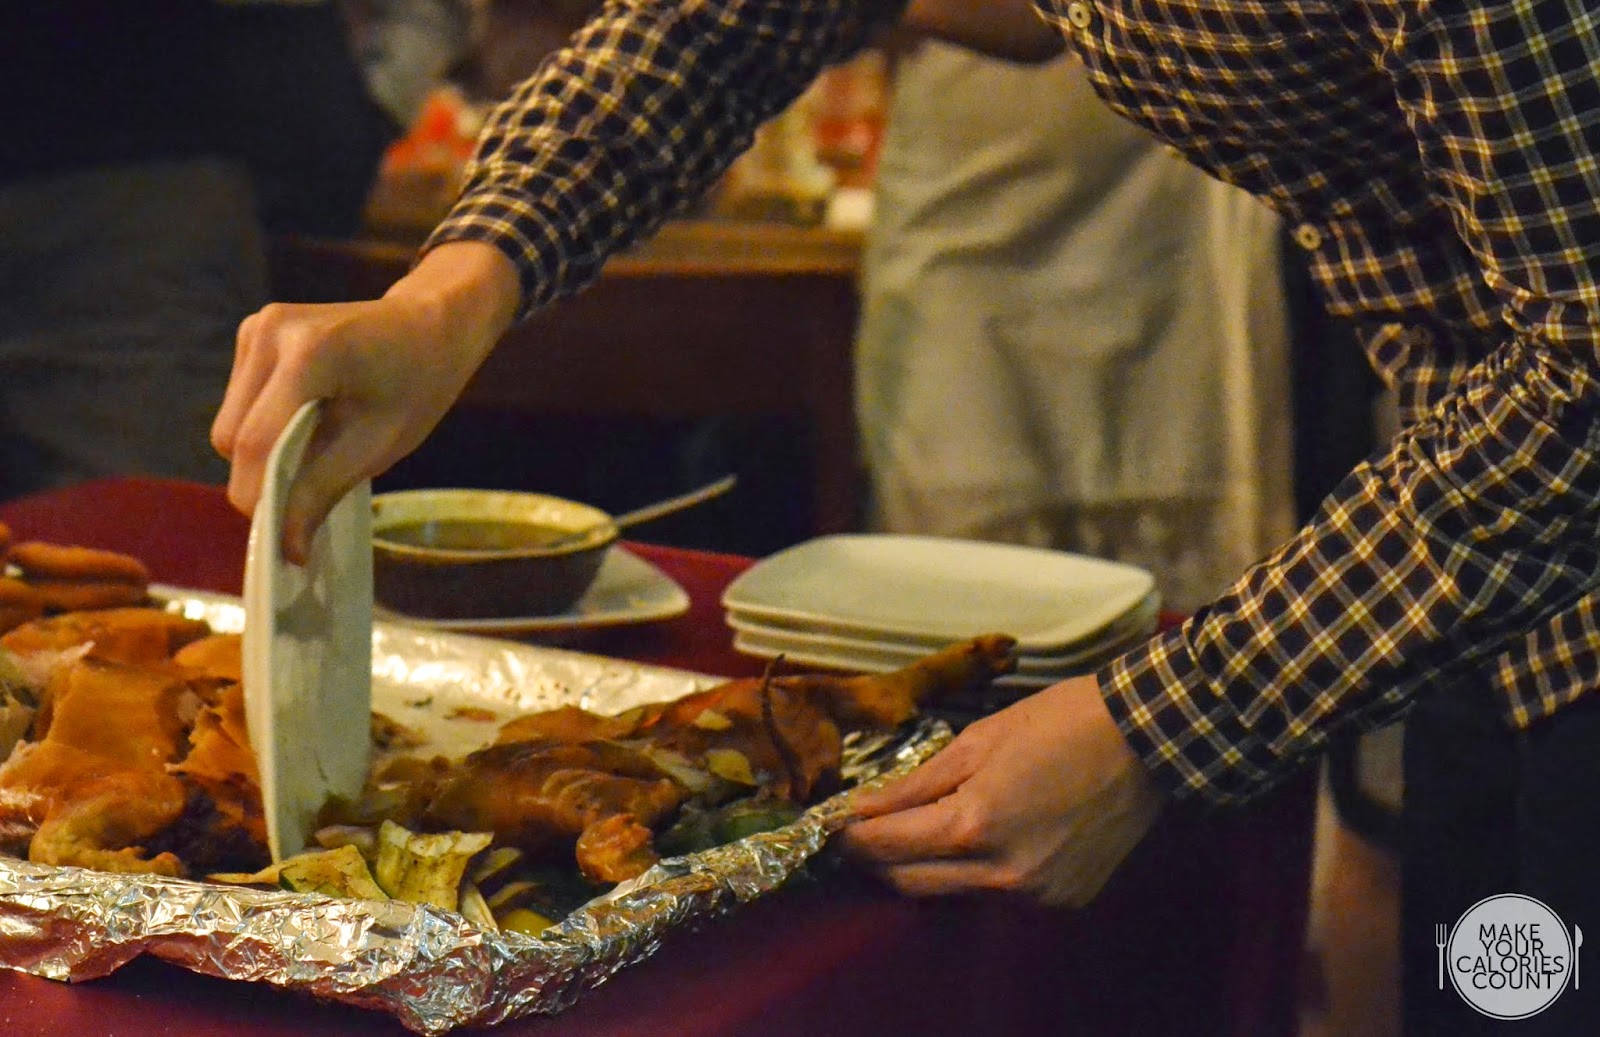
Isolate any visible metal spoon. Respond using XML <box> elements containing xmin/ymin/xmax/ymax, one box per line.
<box><xmin>552</xmin><ymin>474</ymin><xmax>738</xmax><ymax>548</ymax></box>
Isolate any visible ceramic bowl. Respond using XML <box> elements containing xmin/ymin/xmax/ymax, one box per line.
<box><xmin>370</xmin><ymin>489</ymin><xmax>619</xmax><ymax>619</ymax></box>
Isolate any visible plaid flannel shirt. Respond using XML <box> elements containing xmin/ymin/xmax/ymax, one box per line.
<box><xmin>430</xmin><ymin>0</ymin><xmax>1600</xmax><ymax>806</ymax></box>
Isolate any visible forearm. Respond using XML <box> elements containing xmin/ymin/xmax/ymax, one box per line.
<box><xmin>385</xmin><ymin>240</ymin><xmax>522</xmax><ymax>363</ymax></box>
<box><xmin>426</xmin><ymin>0</ymin><xmax>904</xmax><ymax>317</ymax></box>
<box><xmin>1103</xmin><ymin>333</ymin><xmax>1600</xmax><ymax>804</ymax></box>
<box><xmin>893</xmin><ymin>0</ymin><xmax>1064</xmax><ymax>63</ymax></box>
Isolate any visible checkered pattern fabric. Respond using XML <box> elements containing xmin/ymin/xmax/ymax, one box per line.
<box><xmin>1051</xmin><ymin>0</ymin><xmax>1600</xmax><ymax>803</ymax></box>
<box><xmin>426</xmin><ymin>0</ymin><xmax>898</xmax><ymax>312</ymax></box>
<box><xmin>430</xmin><ymin>0</ymin><xmax>1600</xmax><ymax>805</ymax></box>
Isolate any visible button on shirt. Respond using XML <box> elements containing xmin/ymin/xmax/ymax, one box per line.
<box><xmin>428</xmin><ymin>0</ymin><xmax>1600</xmax><ymax>806</ymax></box>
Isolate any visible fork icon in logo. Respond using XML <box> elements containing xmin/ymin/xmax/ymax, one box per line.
<box><xmin>1437</xmin><ymin>923</ymin><xmax>1450</xmax><ymax>989</ymax></box>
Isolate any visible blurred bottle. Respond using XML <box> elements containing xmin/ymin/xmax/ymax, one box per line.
<box><xmin>365</xmin><ymin>84</ymin><xmax>483</xmax><ymax>237</ymax></box>
<box><xmin>809</xmin><ymin>50</ymin><xmax>888</xmax><ymax>191</ymax></box>
<box><xmin>712</xmin><ymin>49</ymin><xmax>888</xmax><ymax>225</ymax></box>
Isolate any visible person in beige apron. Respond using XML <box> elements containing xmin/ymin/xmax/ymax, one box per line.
<box><xmin>855</xmin><ymin>43</ymin><xmax>1292</xmax><ymax>614</ymax></box>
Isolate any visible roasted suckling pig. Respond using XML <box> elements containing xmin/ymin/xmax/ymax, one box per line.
<box><xmin>0</xmin><ymin>536</ymin><xmax>260</xmax><ymax>874</ymax></box>
<box><xmin>0</xmin><ymin>532</ymin><xmax>1018</xmax><ymax>929</ymax></box>
<box><xmin>338</xmin><ymin>634</ymin><xmax>1018</xmax><ymax>883</ymax></box>
<box><xmin>0</xmin><ymin>620</ymin><xmax>265</xmax><ymax>874</ymax></box>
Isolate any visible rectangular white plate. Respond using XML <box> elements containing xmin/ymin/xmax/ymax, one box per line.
<box><xmin>728</xmin><ymin>589</ymin><xmax>1159</xmax><ymax>676</ymax></box>
<box><xmin>732</xmin><ymin>620</ymin><xmax>1150</xmax><ymax>681</ymax></box>
<box><xmin>722</xmin><ymin>534</ymin><xmax>1155</xmax><ymax>653</ymax></box>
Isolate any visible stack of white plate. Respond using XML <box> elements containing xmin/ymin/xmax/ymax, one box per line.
<box><xmin>722</xmin><ymin>534</ymin><xmax>1160</xmax><ymax>711</ymax></box>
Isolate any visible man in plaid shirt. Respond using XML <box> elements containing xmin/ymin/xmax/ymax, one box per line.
<box><xmin>214</xmin><ymin>2</ymin><xmax>1600</xmax><ymax>1028</ymax></box>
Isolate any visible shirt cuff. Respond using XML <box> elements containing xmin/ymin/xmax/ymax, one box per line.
<box><xmin>424</xmin><ymin>184</ymin><xmax>565</xmax><ymax>323</ymax></box>
<box><xmin>1097</xmin><ymin>616</ymin><xmax>1301</xmax><ymax>807</ymax></box>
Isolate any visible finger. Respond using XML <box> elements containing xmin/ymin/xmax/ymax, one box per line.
<box><xmin>877</xmin><ymin>838</ymin><xmax>1122</xmax><ymax>908</ymax></box>
<box><xmin>836</xmin><ymin>796</ymin><xmax>984</xmax><ymax>865</ymax></box>
<box><xmin>848</xmin><ymin>739</ymin><xmax>978</xmax><ymax>819</ymax></box>
<box><xmin>212</xmin><ymin>311</ymin><xmax>273</xmax><ymax>459</ymax></box>
<box><xmin>869</xmin><ymin>858</ymin><xmax>1020</xmax><ymax>898</ymax></box>
<box><xmin>225</xmin><ymin>397</ymin><xmax>287</xmax><ymax>523</ymax></box>
<box><xmin>281</xmin><ymin>415</ymin><xmax>402</xmax><ymax>563</ymax></box>
<box><xmin>225</xmin><ymin>356</ymin><xmax>329</xmax><ymax>524</ymax></box>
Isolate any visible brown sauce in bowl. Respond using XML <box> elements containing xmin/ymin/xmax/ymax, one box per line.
<box><xmin>376</xmin><ymin>519</ymin><xmax>580</xmax><ymax>553</ymax></box>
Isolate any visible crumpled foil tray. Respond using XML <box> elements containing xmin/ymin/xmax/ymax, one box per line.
<box><xmin>0</xmin><ymin>588</ymin><xmax>951</xmax><ymax>1033</ymax></box>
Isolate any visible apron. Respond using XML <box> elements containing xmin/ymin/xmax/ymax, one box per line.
<box><xmin>856</xmin><ymin>44</ymin><xmax>1293</xmax><ymax>611</ymax></box>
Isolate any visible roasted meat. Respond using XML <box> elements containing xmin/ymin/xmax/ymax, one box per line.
<box><xmin>422</xmin><ymin>741</ymin><xmax>687</xmax><ymax>882</ymax></box>
<box><xmin>0</xmin><ymin>656</ymin><xmax>196</xmax><ymax>875</ymax></box>
<box><xmin>172</xmin><ymin>633</ymin><xmax>243</xmax><ymax>684</ymax></box>
<box><xmin>166</xmin><ymin>681</ymin><xmax>267</xmax><ymax>866</ymax></box>
<box><xmin>0</xmin><ymin>628</ymin><xmax>269</xmax><ymax>875</ymax></box>
<box><xmin>495</xmin><ymin>704</ymin><xmax>642</xmax><ymax>746</ymax></box>
<box><xmin>356</xmin><ymin>634</ymin><xmax>1018</xmax><ymax>883</ymax></box>
<box><xmin>6</xmin><ymin>541</ymin><xmax>151</xmax><ymax>585</ymax></box>
<box><xmin>0</xmin><ymin>570</ymin><xmax>1018</xmax><ymax>894</ymax></box>
<box><xmin>0</xmin><ymin>578</ymin><xmax>44</xmax><ymax>635</ymax></box>
<box><xmin>0</xmin><ymin>607</ymin><xmax>210</xmax><ymax>665</ymax></box>
<box><xmin>2</xmin><ymin>541</ymin><xmax>154</xmax><ymax>618</ymax></box>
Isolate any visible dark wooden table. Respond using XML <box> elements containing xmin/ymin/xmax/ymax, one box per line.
<box><xmin>0</xmin><ymin>478</ymin><xmax>1315</xmax><ymax>1036</ymax></box>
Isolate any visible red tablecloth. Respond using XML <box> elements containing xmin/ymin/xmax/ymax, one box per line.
<box><xmin>0</xmin><ymin>478</ymin><xmax>1315</xmax><ymax>1037</ymax></box>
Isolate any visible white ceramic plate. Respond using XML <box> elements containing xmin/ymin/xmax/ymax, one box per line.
<box><xmin>373</xmin><ymin>545</ymin><xmax>689</xmax><ymax>639</ymax></box>
<box><xmin>730</xmin><ymin>630</ymin><xmax>1074</xmax><ymax>692</ymax></box>
<box><xmin>722</xmin><ymin>534</ymin><xmax>1155</xmax><ymax>653</ymax></box>
<box><xmin>727</xmin><ymin>589</ymin><xmax>1160</xmax><ymax>675</ymax></box>
<box><xmin>241</xmin><ymin>400</ymin><xmax>374</xmax><ymax>862</ymax></box>
<box><xmin>732</xmin><ymin>615</ymin><xmax>1150</xmax><ymax>679</ymax></box>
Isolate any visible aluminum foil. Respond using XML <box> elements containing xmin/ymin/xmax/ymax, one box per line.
<box><xmin>0</xmin><ymin>588</ymin><xmax>952</xmax><ymax>1033</ymax></box>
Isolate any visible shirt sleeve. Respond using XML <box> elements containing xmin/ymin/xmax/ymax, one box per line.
<box><xmin>423</xmin><ymin>0</ymin><xmax>900</xmax><ymax>317</ymax></box>
<box><xmin>1099</xmin><ymin>4</ymin><xmax>1600</xmax><ymax>806</ymax></box>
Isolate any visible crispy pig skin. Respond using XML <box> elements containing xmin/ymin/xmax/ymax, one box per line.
<box><xmin>820</xmin><ymin>632</ymin><xmax>1019</xmax><ymax>728</ymax></box>
<box><xmin>423</xmin><ymin>740</ymin><xmax>685</xmax><ymax>881</ymax></box>
<box><xmin>1</xmin><ymin>741</ymin><xmax>187</xmax><ymax>875</ymax></box>
<box><xmin>0</xmin><ymin>657</ymin><xmax>195</xmax><ymax>876</ymax></box>
<box><xmin>495</xmin><ymin>704</ymin><xmax>643</xmax><ymax>746</ymax></box>
<box><xmin>637</xmin><ymin>632</ymin><xmax>1017</xmax><ymax>734</ymax></box>
<box><xmin>382</xmin><ymin>634</ymin><xmax>1020</xmax><ymax>883</ymax></box>
<box><xmin>0</xmin><ymin>616</ymin><xmax>266</xmax><ymax>875</ymax></box>
<box><xmin>642</xmin><ymin>680</ymin><xmax>844</xmax><ymax>802</ymax></box>
<box><xmin>0</xmin><ymin>578</ymin><xmax>44</xmax><ymax>636</ymax></box>
<box><xmin>168</xmin><ymin>681</ymin><xmax>267</xmax><ymax>864</ymax></box>
<box><xmin>34</xmin><ymin>657</ymin><xmax>191</xmax><ymax>762</ymax></box>
<box><xmin>28</xmin><ymin>580</ymin><xmax>151</xmax><ymax>613</ymax></box>
<box><xmin>630</xmin><ymin>632</ymin><xmax>1018</xmax><ymax>800</ymax></box>
<box><xmin>173</xmin><ymin>633</ymin><xmax>243</xmax><ymax>684</ymax></box>
<box><xmin>1</xmin><ymin>607</ymin><xmax>211</xmax><ymax>665</ymax></box>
